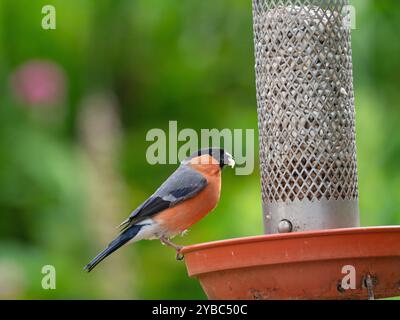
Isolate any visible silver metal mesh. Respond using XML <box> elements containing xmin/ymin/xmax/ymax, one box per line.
<box><xmin>252</xmin><ymin>0</ymin><xmax>360</xmax><ymax>233</ymax></box>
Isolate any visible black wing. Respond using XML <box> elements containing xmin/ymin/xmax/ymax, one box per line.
<box><xmin>119</xmin><ymin>165</ymin><xmax>208</xmax><ymax>230</ymax></box>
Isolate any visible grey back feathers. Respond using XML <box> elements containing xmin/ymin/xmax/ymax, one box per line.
<box><xmin>119</xmin><ymin>164</ymin><xmax>207</xmax><ymax>230</ymax></box>
<box><xmin>154</xmin><ymin>165</ymin><xmax>208</xmax><ymax>204</ymax></box>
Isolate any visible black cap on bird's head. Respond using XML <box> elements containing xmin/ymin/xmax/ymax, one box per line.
<box><xmin>182</xmin><ymin>148</ymin><xmax>235</xmax><ymax>169</ymax></box>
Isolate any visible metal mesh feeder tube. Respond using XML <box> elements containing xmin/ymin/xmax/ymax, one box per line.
<box><xmin>253</xmin><ymin>0</ymin><xmax>360</xmax><ymax>233</ymax></box>
<box><xmin>182</xmin><ymin>1</ymin><xmax>400</xmax><ymax>300</ymax></box>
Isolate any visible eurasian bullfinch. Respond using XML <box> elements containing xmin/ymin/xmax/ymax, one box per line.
<box><xmin>84</xmin><ymin>148</ymin><xmax>235</xmax><ymax>272</ymax></box>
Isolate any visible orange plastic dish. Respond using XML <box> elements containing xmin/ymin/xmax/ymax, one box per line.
<box><xmin>181</xmin><ymin>227</ymin><xmax>400</xmax><ymax>300</ymax></box>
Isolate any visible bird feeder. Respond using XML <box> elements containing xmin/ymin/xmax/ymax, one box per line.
<box><xmin>182</xmin><ymin>0</ymin><xmax>400</xmax><ymax>299</ymax></box>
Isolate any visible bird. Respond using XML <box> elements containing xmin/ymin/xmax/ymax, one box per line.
<box><xmin>84</xmin><ymin>148</ymin><xmax>235</xmax><ymax>272</ymax></box>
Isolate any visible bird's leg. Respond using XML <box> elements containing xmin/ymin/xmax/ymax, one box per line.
<box><xmin>160</xmin><ymin>237</ymin><xmax>183</xmax><ymax>250</ymax></box>
<box><xmin>159</xmin><ymin>237</ymin><xmax>184</xmax><ymax>261</ymax></box>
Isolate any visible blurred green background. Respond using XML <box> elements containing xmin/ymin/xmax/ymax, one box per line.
<box><xmin>0</xmin><ymin>0</ymin><xmax>399</xmax><ymax>299</ymax></box>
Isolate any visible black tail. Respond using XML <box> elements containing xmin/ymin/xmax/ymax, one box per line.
<box><xmin>84</xmin><ymin>225</ymin><xmax>143</xmax><ymax>272</ymax></box>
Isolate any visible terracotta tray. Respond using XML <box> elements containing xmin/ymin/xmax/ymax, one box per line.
<box><xmin>181</xmin><ymin>227</ymin><xmax>400</xmax><ymax>299</ymax></box>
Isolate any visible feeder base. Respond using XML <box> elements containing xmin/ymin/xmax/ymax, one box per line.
<box><xmin>181</xmin><ymin>227</ymin><xmax>400</xmax><ymax>300</ymax></box>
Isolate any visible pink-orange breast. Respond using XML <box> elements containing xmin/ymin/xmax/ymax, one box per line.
<box><xmin>153</xmin><ymin>162</ymin><xmax>221</xmax><ymax>235</ymax></box>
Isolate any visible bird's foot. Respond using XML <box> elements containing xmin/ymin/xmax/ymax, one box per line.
<box><xmin>175</xmin><ymin>251</ymin><xmax>184</xmax><ymax>261</ymax></box>
<box><xmin>160</xmin><ymin>237</ymin><xmax>184</xmax><ymax>261</ymax></box>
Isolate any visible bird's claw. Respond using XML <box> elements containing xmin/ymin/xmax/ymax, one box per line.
<box><xmin>176</xmin><ymin>251</ymin><xmax>184</xmax><ymax>261</ymax></box>
<box><xmin>174</xmin><ymin>244</ymin><xmax>184</xmax><ymax>261</ymax></box>
<box><xmin>159</xmin><ymin>237</ymin><xmax>184</xmax><ymax>260</ymax></box>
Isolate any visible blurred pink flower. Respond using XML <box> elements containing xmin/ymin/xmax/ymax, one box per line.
<box><xmin>10</xmin><ymin>59</ymin><xmax>67</xmax><ymax>106</ymax></box>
